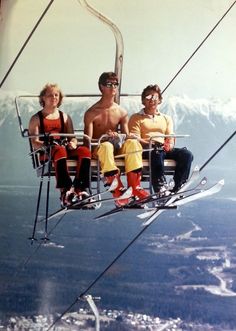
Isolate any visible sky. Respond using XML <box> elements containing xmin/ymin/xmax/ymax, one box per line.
<box><xmin>0</xmin><ymin>0</ymin><xmax>235</xmax><ymax>99</ymax></box>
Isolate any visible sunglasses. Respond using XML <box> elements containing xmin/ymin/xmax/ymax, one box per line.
<box><xmin>104</xmin><ymin>82</ymin><xmax>119</xmax><ymax>88</ymax></box>
<box><xmin>145</xmin><ymin>94</ymin><xmax>159</xmax><ymax>101</ymax></box>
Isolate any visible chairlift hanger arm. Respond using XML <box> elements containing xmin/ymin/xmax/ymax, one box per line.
<box><xmin>78</xmin><ymin>0</ymin><xmax>124</xmax><ymax>103</ymax></box>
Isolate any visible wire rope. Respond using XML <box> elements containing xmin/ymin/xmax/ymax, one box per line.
<box><xmin>0</xmin><ymin>0</ymin><xmax>55</xmax><ymax>88</ymax></box>
<box><xmin>162</xmin><ymin>0</ymin><xmax>236</xmax><ymax>94</ymax></box>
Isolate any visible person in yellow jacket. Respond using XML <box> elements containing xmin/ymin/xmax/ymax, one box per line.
<box><xmin>84</xmin><ymin>72</ymin><xmax>149</xmax><ymax>206</ymax></box>
<box><xmin>129</xmin><ymin>84</ymin><xmax>193</xmax><ymax>194</ymax></box>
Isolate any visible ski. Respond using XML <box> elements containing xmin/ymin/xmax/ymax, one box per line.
<box><xmin>76</xmin><ymin>186</ymin><xmax>133</xmax><ymax>209</ymax></box>
<box><xmin>95</xmin><ymin>167</ymin><xmax>203</xmax><ymax>220</ymax></box>
<box><xmin>94</xmin><ymin>202</ymin><xmax>178</xmax><ymax>220</ymax></box>
<box><xmin>171</xmin><ymin>179</ymin><xmax>224</xmax><ymax>206</ymax></box>
<box><xmin>131</xmin><ymin>181</ymin><xmax>209</xmax><ymax>209</ymax></box>
<box><xmin>128</xmin><ymin>174</ymin><xmax>206</xmax><ymax>209</ymax></box>
<box><xmin>137</xmin><ymin>165</ymin><xmax>201</xmax><ymax>221</ymax></box>
<box><xmin>39</xmin><ymin>185</ymin><xmax>133</xmax><ymax>223</ymax></box>
<box><xmin>141</xmin><ymin>179</ymin><xmax>224</xmax><ymax>226</ymax></box>
<box><xmin>94</xmin><ymin>183</ymin><xmax>204</xmax><ymax>221</ymax></box>
<box><xmin>39</xmin><ymin>166</ymin><xmax>201</xmax><ymax>223</ymax></box>
<box><xmin>38</xmin><ymin>177</ymin><xmax>119</xmax><ymax>223</ymax></box>
<box><xmin>137</xmin><ymin>176</ymin><xmax>207</xmax><ymax>220</ymax></box>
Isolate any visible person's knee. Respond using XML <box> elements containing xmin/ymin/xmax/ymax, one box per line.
<box><xmin>78</xmin><ymin>146</ymin><xmax>91</xmax><ymax>159</ymax></box>
<box><xmin>151</xmin><ymin>149</ymin><xmax>164</xmax><ymax>162</ymax></box>
<box><xmin>53</xmin><ymin>145</ymin><xmax>67</xmax><ymax>160</ymax></box>
<box><xmin>99</xmin><ymin>141</ymin><xmax>114</xmax><ymax>152</ymax></box>
<box><xmin>180</xmin><ymin>148</ymin><xmax>193</xmax><ymax>163</ymax></box>
<box><xmin>124</xmin><ymin>139</ymin><xmax>141</xmax><ymax>151</ymax></box>
<box><xmin>185</xmin><ymin>149</ymin><xmax>193</xmax><ymax>162</ymax></box>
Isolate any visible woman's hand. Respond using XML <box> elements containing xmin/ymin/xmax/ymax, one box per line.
<box><xmin>67</xmin><ymin>139</ymin><xmax>77</xmax><ymax>150</ymax></box>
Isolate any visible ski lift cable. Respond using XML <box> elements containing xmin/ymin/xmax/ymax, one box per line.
<box><xmin>162</xmin><ymin>0</ymin><xmax>236</xmax><ymax>94</ymax></box>
<box><xmin>0</xmin><ymin>0</ymin><xmax>55</xmax><ymax>89</ymax></box>
<box><xmin>46</xmin><ymin>3</ymin><xmax>236</xmax><ymax>330</ymax></box>
<box><xmin>46</xmin><ymin>220</ymin><xmax>154</xmax><ymax>331</ymax></box>
<box><xmin>200</xmin><ymin>130</ymin><xmax>236</xmax><ymax>172</ymax></box>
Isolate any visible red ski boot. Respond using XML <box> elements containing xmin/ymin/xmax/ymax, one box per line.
<box><xmin>127</xmin><ymin>170</ymin><xmax>150</xmax><ymax>201</ymax></box>
<box><xmin>104</xmin><ymin>173</ymin><xmax>131</xmax><ymax>207</ymax></box>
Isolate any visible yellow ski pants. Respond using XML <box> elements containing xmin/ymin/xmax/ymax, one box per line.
<box><xmin>97</xmin><ymin>139</ymin><xmax>143</xmax><ymax>174</ymax></box>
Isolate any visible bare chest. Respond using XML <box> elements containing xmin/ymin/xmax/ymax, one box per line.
<box><xmin>92</xmin><ymin>110</ymin><xmax>121</xmax><ymax>137</ymax></box>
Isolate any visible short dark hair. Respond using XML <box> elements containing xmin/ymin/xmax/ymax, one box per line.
<box><xmin>141</xmin><ymin>84</ymin><xmax>162</xmax><ymax>103</ymax></box>
<box><xmin>98</xmin><ymin>72</ymin><xmax>118</xmax><ymax>87</ymax></box>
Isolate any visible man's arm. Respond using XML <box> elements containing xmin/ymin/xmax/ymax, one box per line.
<box><xmin>163</xmin><ymin>116</ymin><xmax>175</xmax><ymax>151</ymax></box>
<box><xmin>83</xmin><ymin>110</ymin><xmax>94</xmax><ymax>146</ymax></box>
<box><xmin>119</xmin><ymin>108</ymin><xmax>129</xmax><ymax>135</ymax></box>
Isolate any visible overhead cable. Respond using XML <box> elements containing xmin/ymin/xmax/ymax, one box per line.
<box><xmin>0</xmin><ymin>0</ymin><xmax>55</xmax><ymax>88</ymax></box>
<box><xmin>162</xmin><ymin>0</ymin><xmax>236</xmax><ymax>94</ymax></box>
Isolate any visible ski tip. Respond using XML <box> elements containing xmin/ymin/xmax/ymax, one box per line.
<box><xmin>219</xmin><ymin>179</ymin><xmax>225</xmax><ymax>186</ymax></box>
<box><xmin>137</xmin><ymin>209</ymin><xmax>156</xmax><ymax>219</ymax></box>
<box><xmin>141</xmin><ymin>216</ymin><xmax>156</xmax><ymax>227</ymax></box>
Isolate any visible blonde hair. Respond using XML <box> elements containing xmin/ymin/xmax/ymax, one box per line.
<box><xmin>39</xmin><ymin>83</ymin><xmax>63</xmax><ymax>107</ymax></box>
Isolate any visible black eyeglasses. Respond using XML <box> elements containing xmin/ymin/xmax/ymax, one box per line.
<box><xmin>104</xmin><ymin>82</ymin><xmax>119</xmax><ymax>88</ymax></box>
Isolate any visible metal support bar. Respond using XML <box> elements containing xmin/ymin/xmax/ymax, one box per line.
<box><xmin>78</xmin><ymin>0</ymin><xmax>124</xmax><ymax>103</ymax></box>
<box><xmin>83</xmin><ymin>294</ymin><xmax>101</xmax><ymax>331</ymax></box>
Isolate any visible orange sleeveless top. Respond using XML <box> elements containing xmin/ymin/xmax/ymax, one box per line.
<box><xmin>38</xmin><ymin>110</ymin><xmax>64</xmax><ymax>140</ymax></box>
<box><xmin>43</xmin><ymin>117</ymin><xmax>61</xmax><ymax>140</ymax></box>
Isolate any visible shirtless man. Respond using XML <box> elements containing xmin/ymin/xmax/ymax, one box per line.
<box><xmin>84</xmin><ymin>72</ymin><xmax>149</xmax><ymax>206</ymax></box>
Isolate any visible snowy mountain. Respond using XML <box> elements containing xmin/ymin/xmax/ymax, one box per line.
<box><xmin>0</xmin><ymin>90</ymin><xmax>235</xmax><ymax>185</ymax></box>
